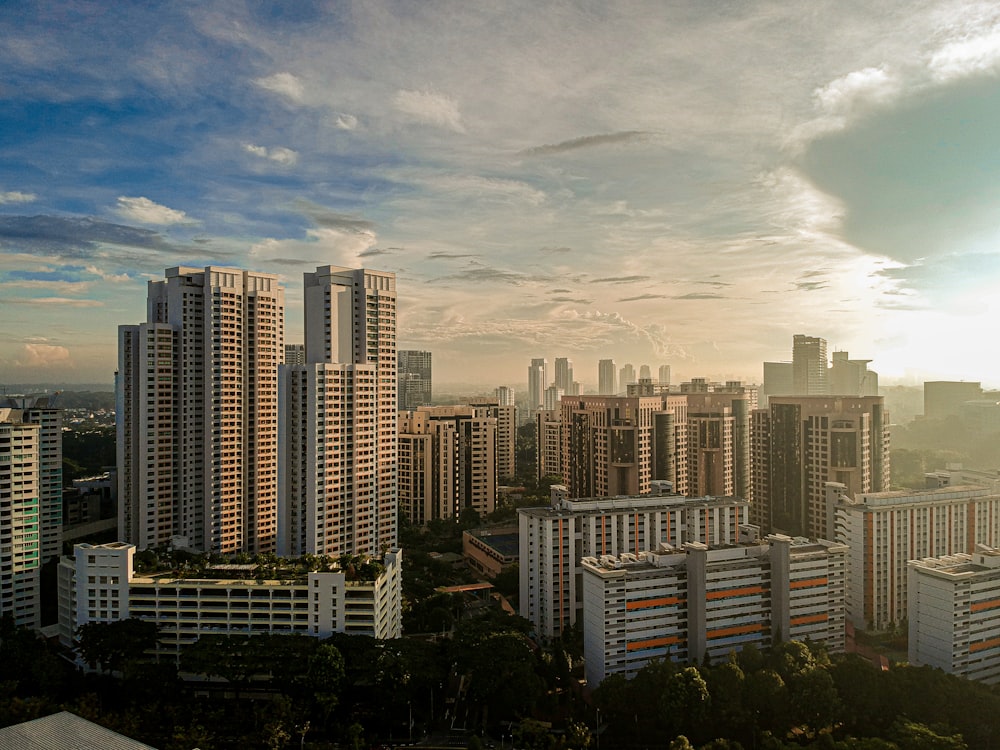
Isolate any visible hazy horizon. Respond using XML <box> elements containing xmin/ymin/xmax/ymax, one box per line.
<box><xmin>2</xmin><ymin>2</ymin><xmax>999</xmax><ymax>387</ymax></box>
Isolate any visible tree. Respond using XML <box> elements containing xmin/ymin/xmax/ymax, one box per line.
<box><xmin>889</xmin><ymin>719</ymin><xmax>968</xmax><ymax>750</ymax></box>
<box><xmin>75</xmin><ymin>618</ymin><xmax>158</xmax><ymax>677</ymax></box>
<box><xmin>788</xmin><ymin>668</ymin><xmax>840</xmax><ymax>735</ymax></box>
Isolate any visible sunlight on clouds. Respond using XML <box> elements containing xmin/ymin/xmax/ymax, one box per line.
<box><xmin>243</xmin><ymin>143</ymin><xmax>299</xmax><ymax>166</ymax></box>
<box><xmin>0</xmin><ymin>190</ymin><xmax>36</xmax><ymax>204</ymax></box>
<box><xmin>253</xmin><ymin>72</ymin><xmax>306</xmax><ymax>103</ymax></box>
<box><xmin>13</xmin><ymin>343</ymin><xmax>71</xmax><ymax>369</ymax></box>
<box><xmin>930</xmin><ymin>24</ymin><xmax>1000</xmax><ymax>81</ymax></box>
<box><xmin>334</xmin><ymin>114</ymin><xmax>358</xmax><ymax>130</ymax></box>
<box><xmin>115</xmin><ymin>196</ymin><xmax>191</xmax><ymax>225</ymax></box>
<box><xmin>393</xmin><ymin>89</ymin><xmax>465</xmax><ymax>133</ymax></box>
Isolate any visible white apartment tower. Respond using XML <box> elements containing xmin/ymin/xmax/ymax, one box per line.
<box><xmin>117</xmin><ymin>267</ymin><xmax>284</xmax><ymax>555</ymax></box>
<box><xmin>528</xmin><ymin>358</ymin><xmax>547</xmax><ymax>412</ymax></box>
<box><xmin>598</xmin><ymin>359</ymin><xmax>617</xmax><ymax>396</ymax></box>
<box><xmin>279</xmin><ymin>266</ymin><xmax>397</xmax><ymax>557</ymax></box>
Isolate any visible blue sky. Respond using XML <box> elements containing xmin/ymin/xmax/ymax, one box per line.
<box><xmin>2</xmin><ymin>0</ymin><xmax>1000</xmax><ymax>388</ymax></box>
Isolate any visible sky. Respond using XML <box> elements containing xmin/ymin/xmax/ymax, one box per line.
<box><xmin>2</xmin><ymin>1</ymin><xmax>1000</xmax><ymax>389</ymax></box>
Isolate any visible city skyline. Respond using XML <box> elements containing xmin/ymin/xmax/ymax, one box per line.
<box><xmin>3</xmin><ymin>2</ymin><xmax>1000</xmax><ymax>387</ymax></box>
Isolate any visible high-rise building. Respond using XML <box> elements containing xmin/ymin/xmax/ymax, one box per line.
<box><xmin>658</xmin><ymin>364</ymin><xmax>671</xmax><ymax>387</ymax></box>
<box><xmin>3</xmin><ymin>395</ymin><xmax>63</xmax><ymax>562</ymax></box>
<box><xmin>924</xmin><ymin>381</ymin><xmax>984</xmax><ymax>420</ymax></box>
<box><xmin>0</xmin><ymin>408</ymin><xmax>41</xmax><ymax>628</ymax></box>
<box><xmin>468</xmin><ymin>397</ymin><xmax>516</xmax><ymax>480</ymax></box>
<box><xmin>284</xmin><ymin>344</ymin><xmax>306</xmax><ymax>365</ymax></box>
<box><xmin>519</xmin><ymin>485</ymin><xmax>749</xmax><ymax>640</ymax></box>
<box><xmin>639</xmin><ymin>364</ymin><xmax>651</xmax><ymax>381</ymax></box>
<box><xmin>830</xmin><ymin>351</ymin><xmax>878</xmax><ymax>396</ymax></box>
<box><xmin>751</xmin><ymin>396</ymin><xmax>890</xmax><ymax>538</ymax></box>
<box><xmin>554</xmin><ymin>357</ymin><xmax>574</xmax><ymax>394</ymax></box>
<box><xmin>835</xmin><ymin>483</ymin><xmax>1000</xmax><ymax>630</ymax></box>
<box><xmin>397</xmin><ymin>350</ymin><xmax>432</xmax><ymax>410</ymax></box>
<box><xmin>598</xmin><ymin>359</ymin><xmax>617</xmax><ymax>395</ymax></box>
<box><xmin>536</xmin><ymin>408</ymin><xmax>562</xmax><ymax>482</ymax></box>
<box><xmin>908</xmin><ymin>546</ymin><xmax>1000</xmax><ymax>684</ymax></box>
<box><xmin>117</xmin><ymin>266</ymin><xmax>284</xmax><ymax>555</ymax></box>
<box><xmin>495</xmin><ymin>386</ymin><xmax>515</xmax><ymax>407</ymax></box>
<box><xmin>760</xmin><ymin>361</ymin><xmax>793</xmax><ymax>406</ymax></box>
<box><xmin>398</xmin><ymin>406</ymin><xmax>496</xmax><ymax>524</ymax></box>
<box><xmin>279</xmin><ymin>266</ymin><xmax>397</xmax><ymax>558</ymax></box>
<box><xmin>686</xmin><ymin>391</ymin><xmax>752</xmax><ymax>501</ymax></box>
<box><xmin>527</xmin><ymin>358</ymin><xmax>547</xmax><ymax>412</ymax></box>
<box><xmin>582</xmin><ymin>533</ymin><xmax>846</xmax><ymax>685</ymax></box>
<box><xmin>792</xmin><ymin>334</ymin><xmax>829</xmax><ymax>395</ymax></box>
<box><xmin>619</xmin><ymin>363</ymin><xmax>636</xmax><ymax>390</ymax></box>
<box><xmin>544</xmin><ymin>385</ymin><xmax>564</xmax><ymax>411</ymax></box>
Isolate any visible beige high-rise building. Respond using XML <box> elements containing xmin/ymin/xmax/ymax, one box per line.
<box><xmin>536</xmin><ymin>408</ymin><xmax>562</xmax><ymax>482</ymax></box>
<box><xmin>117</xmin><ymin>267</ymin><xmax>284</xmax><ymax>555</ymax></box>
<box><xmin>751</xmin><ymin>395</ymin><xmax>890</xmax><ymax>538</ymax></box>
<box><xmin>280</xmin><ymin>266</ymin><xmax>397</xmax><ymax>557</ymax></box>
<box><xmin>598</xmin><ymin>359</ymin><xmax>617</xmax><ymax>396</ymax></box>
<box><xmin>468</xmin><ymin>397</ymin><xmax>516</xmax><ymax>480</ymax></box>
<box><xmin>792</xmin><ymin>334</ymin><xmax>829</xmax><ymax>395</ymax></box>
<box><xmin>686</xmin><ymin>391</ymin><xmax>752</xmax><ymax>501</ymax></box>
<box><xmin>398</xmin><ymin>405</ymin><xmax>496</xmax><ymax>524</ymax></box>
<box><xmin>0</xmin><ymin>410</ymin><xmax>41</xmax><ymax>628</ymax></box>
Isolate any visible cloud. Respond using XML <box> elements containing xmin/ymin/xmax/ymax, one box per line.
<box><xmin>85</xmin><ymin>265</ymin><xmax>131</xmax><ymax>282</ymax></box>
<box><xmin>0</xmin><ymin>215</ymin><xmax>184</xmax><ymax>257</ymax></box>
<box><xmin>3</xmin><ymin>297</ymin><xmax>103</xmax><ymax>308</ymax></box>
<box><xmin>0</xmin><ymin>190</ymin><xmax>36</xmax><ymax>204</ymax></box>
<box><xmin>296</xmin><ymin>203</ymin><xmax>376</xmax><ymax>232</ymax></box>
<box><xmin>540</xmin><ymin>246</ymin><xmax>572</xmax><ymax>254</ymax></box>
<box><xmin>814</xmin><ymin>66</ymin><xmax>900</xmax><ymax>117</ymax></box>
<box><xmin>930</xmin><ymin>26</ymin><xmax>1000</xmax><ymax>82</ymax></box>
<box><xmin>115</xmin><ymin>196</ymin><xmax>191</xmax><ymax>225</ymax></box>
<box><xmin>619</xmin><ymin>293</ymin><xmax>668</xmax><ymax>302</ymax></box>
<box><xmin>429</xmin><ymin>252</ymin><xmax>477</xmax><ymax>260</ymax></box>
<box><xmin>433</xmin><ymin>263</ymin><xmax>530</xmax><ymax>286</ymax></box>
<box><xmin>244</xmin><ymin>143</ymin><xmax>299</xmax><ymax>166</ymax></box>
<box><xmin>334</xmin><ymin>113</ymin><xmax>358</xmax><ymax>130</ymax></box>
<box><xmin>12</xmin><ymin>343</ymin><xmax>72</xmax><ymax>368</ymax></box>
<box><xmin>674</xmin><ymin>292</ymin><xmax>725</xmax><ymax>300</ymax></box>
<box><xmin>589</xmin><ymin>275</ymin><xmax>651</xmax><ymax>284</ymax></box>
<box><xmin>393</xmin><ymin>89</ymin><xmax>465</xmax><ymax>133</ymax></box>
<box><xmin>551</xmin><ymin>297</ymin><xmax>593</xmax><ymax>304</ymax></box>
<box><xmin>520</xmin><ymin>131</ymin><xmax>650</xmax><ymax>157</ymax></box>
<box><xmin>254</xmin><ymin>72</ymin><xmax>305</xmax><ymax>103</ymax></box>
<box><xmin>3</xmin><ymin>279</ymin><xmax>92</xmax><ymax>295</ymax></box>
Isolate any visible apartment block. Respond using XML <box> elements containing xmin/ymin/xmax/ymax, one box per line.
<box><xmin>280</xmin><ymin>266</ymin><xmax>397</xmax><ymax>557</ymax></box>
<box><xmin>398</xmin><ymin>405</ymin><xmax>497</xmax><ymax>524</ymax></box>
<box><xmin>58</xmin><ymin>542</ymin><xmax>402</xmax><ymax>659</ymax></box>
<box><xmin>582</xmin><ymin>533</ymin><xmax>846</xmax><ymax>686</ymax></box>
<box><xmin>835</xmin><ymin>483</ymin><xmax>1000</xmax><ymax>630</ymax></box>
<box><xmin>751</xmin><ymin>396</ymin><xmax>889</xmax><ymax>538</ymax></box>
<box><xmin>468</xmin><ymin>397</ymin><xmax>516</xmax><ymax>480</ymax></box>
<box><xmin>398</xmin><ymin>349</ymin><xmax>432</xmax><ymax>410</ymax></box>
<box><xmin>518</xmin><ymin>486</ymin><xmax>749</xmax><ymax>640</ymax></box>
<box><xmin>536</xmin><ymin>408</ymin><xmax>562</xmax><ymax>482</ymax></box>
<box><xmin>0</xmin><ymin>411</ymin><xmax>41</xmax><ymax>628</ymax></box>
<box><xmin>117</xmin><ymin>266</ymin><xmax>284</xmax><ymax>555</ymax></box>
<box><xmin>909</xmin><ymin>546</ymin><xmax>1000</xmax><ymax>684</ymax></box>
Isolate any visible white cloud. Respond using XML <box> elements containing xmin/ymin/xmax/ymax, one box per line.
<box><xmin>85</xmin><ymin>265</ymin><xmax>131</xmax><ymax>282</ymax></box>
<box><xmin>115</xmin><ymin>196</ymin><xmax>191</xmax><ymax>225</ymax></box>
<box><xmin>254</xmin><ymin>72</ymin><xmax>306</xmax><ymax>103</ymax></box>
<box><xmin>814</xmin><ymin>66</ymin><xmax>900</xmax><ymax>116</ymax></box>
<box><xmin>0</xmin><ymin>190</ymin><xmax>37</xmax><ymax>204</ymax></box>
<box><xmin>334</xmin><ymin>113</ymin><xmax>358</xmax><ymax>131</ymax></box>
<box><xmin>929</xmin><ymin>26</ymin><xmax>1000</xmax><ymax>81</ymax></box>
<box><xmin>393</xmin><ymin>89</ymin><xmax>465</xmax><ymax>133</ymax></box>
<box><xmin>243</xmin><ymin>143</ymin><xmax>299</xmax><ymax>166</ymax></box>
<box><xmin>250</xmin><ymin>225</ymin><xmax>378</xmax><ymax>267</ymax></box>
<box><xmin>4</xmin><ymin>297</ymin><xmax>103</xmax><ymax>308</ymax></box>
<box><xmin>13</xmin><ymin>343</ymin><xmax>72</xmax><ymax>368</ymax></box>
<box><xmin>4</xmin><ymin>280</ymin><xmax>92</xmax><ymax>294</ymax></box>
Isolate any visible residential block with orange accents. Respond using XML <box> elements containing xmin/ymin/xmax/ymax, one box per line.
<box><xmin>581</xmin><ymin>531</ymin><xmax>846</xmax><ymax>687</ymax></box>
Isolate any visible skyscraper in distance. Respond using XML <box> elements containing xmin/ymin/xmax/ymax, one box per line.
<box><xmin>658</xmin><ymin>364</ymin><xmax>671</xmax><ymax>387</ymax></box>
<box><xmin>528</xmin><ymin>358</ymin><xmax>547</xmax><ymax>411</ymax></box>
<box><xmin>398</xmin><ymin>349</ymin><xmax>432</xmax><ymax>410</ymax></box>
<box><xmin>792</xmin><ymin>334</ymin><xmax>829</xmax><ymax>395</ymax></box>
<box><xmin>117</xmin><ymin>266</ymin><xmax>284</xmax><ymax>554</ymax></box>
<box><xmin>598</xmin><ymin>359</ymin><xmax>617</xmax><ymax>395</ymax></box>
<box><xmin>554</xmin><ymin>357</ymin><xmax>573</xmax><ymax>393</ymax></box>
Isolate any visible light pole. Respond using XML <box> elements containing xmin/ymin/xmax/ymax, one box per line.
<box><xmin>595</xmin><ymin>708</ymin><xmax>600</xmax><ymax>750</ymax></box>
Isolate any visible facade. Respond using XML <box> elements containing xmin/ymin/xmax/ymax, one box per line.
<box><xmin>686</xmin><ymin>391</ymin><xmax>752</xmax><ymax>502</ymax></box>
<box><xmin>554</xmin><ymin>357</ymin><xmax>574</xmax><ymax>395</ymax></box>
<box><xmin>760</xmin><ymin>361</ymin><xmax>793</xmax><ymax>406</ymax></box>
<box><xmin>835</xmin><ymin>483</ymin><xmax>1000</xmax><ymax>630</ymax></box>
<box><xmin>117</xmin><ymin>266</ymin><xmax>284</xmax><ymax>555</ymax></box>
<box><xmin>909</xmin><ymin>546</ymin><xmax>1000</xmax><ymax>684</ymax></box>
<box><xmin>2</xmin><ymin>395</ymin><xmax>62</xmax><ymax>563</ymax></box>
<box><xmin>658</xmin><ymin>364</ymin><xmax>671</xmax><ymax>387</ymax></box>
<box><xmin>544</xmin><ymin>385</ymin><xmax>564</xmax><ymax>411</ymax></box>
<box><xmin>398</xmin><ymin>349</ymin><xmax>432</xmax><ymax>410</ymax></box>
<box><xmin>830</xmin><ymin>351</ymin><xmax>878</xmax><ymax>396</ymax></box>
<box><xmin>468</xmin><ymin>397</ymin><xmax>516</xmax><ymax>480</ymax></box>
<box><xmin>463</xmin><ymin>526</ymin><xmax>519</xmax><ymax>578</ymax></box>
<box><xmin>792</xmin><ymin>334</ymin><xmax>829</xmax><ymax>395</ymax></box>
<box><xmin>598</xmin><ymin>359</ymin><xmax>617</xmax><ymax>396</ymax></box>
<box><xmin>528</xmin><ymin>358</ymin><xmax>547</xmax><ymax>412</ymax></box>
<box><xmin>619</xmin><ymin>363</ymin><xmax>636</xmax><ymax>391</ymax></box>
<box><xmin>279</xmin><ymin>266</ymin><xmax>397</xmax><ymax>558</ymax></box>
<box><xmin>58</xmin><ymin>542</ymin><xmax>402</xmax><ymax>658</ymax></box>
<box><xmin>397</xmin><ymin>405</ymin><xmax>497</xmax><ymax>524</ymax></box>
<box><xmin>0</xmin><ymin>410</ymin><xmax>41</xmax><ymax>628</ymax></box>
<box><xmin>284</xmin><ymin>344</ymin><xmax>306</xmax><ymax>365</ymax></box>
<box><xmin>924</xmin><ymin>381</ymin><xmax>983</xmax><ymax>420</ymax></box>
<box><xmin>582</xmin><ymin>533</ymin><xmax>846</xmax><ymax>685</ymax></box>
<box><xmin>519</xmin><ymin>487</ymin><xmax>749</xmax><ymax>640</ymax></box>
<box><xmin>495</xmin><ymin>386</ymin><xmax>515</xmax><ymax>407</ymax></box>
<box><xmin>536</xmin><ymin>408</ymin><xmax>562</xmax><ymax>482</ymax></box>
<box><xmin>751</xmin><ymin>396</ymin><xmax>889</xmax><ymax>538</ymax></box>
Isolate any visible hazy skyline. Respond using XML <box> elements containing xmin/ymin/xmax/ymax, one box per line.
<box><xmin>2</xmin><ymin>1</ymin><xmax>999</xmax><ymax>388</ymax></box>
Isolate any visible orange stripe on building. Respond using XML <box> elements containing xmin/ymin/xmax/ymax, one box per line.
<box><xmin>626</xmin><ymin>596</ymin><xmax>685</xmax><ymax>610</ymax></box>
<box><xmin>789</xmin><ymin>576</ymin><xmax>827</xmax><ymax>590</ymax></box>
<box><xmin>706</xmin><ymin>623</ymin><xmax>764</xmax><ymax>639</ymax></box>
<box><xmin>706</xmin><ymin>585</ymin><xmax>765</xmax><ymax>600</ymax></box>
<box><xmin>970</xmin><ymin>636</ymin><xmax>1000</xmax><ymax>653</ymax></box>
<box><xmin>970</xmin><ymin>598</ymin><xmax>1000</xmax><ymax>614</ymax></box>
<box><xmin>626</xmin><ymin>635</ymin><xmax>684</xmax><ymax>652</ymax></box>
<box><xmin>790</xmin><ymin>613</ymin><xmax>828</xmax><ymax>626</ymax></box>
